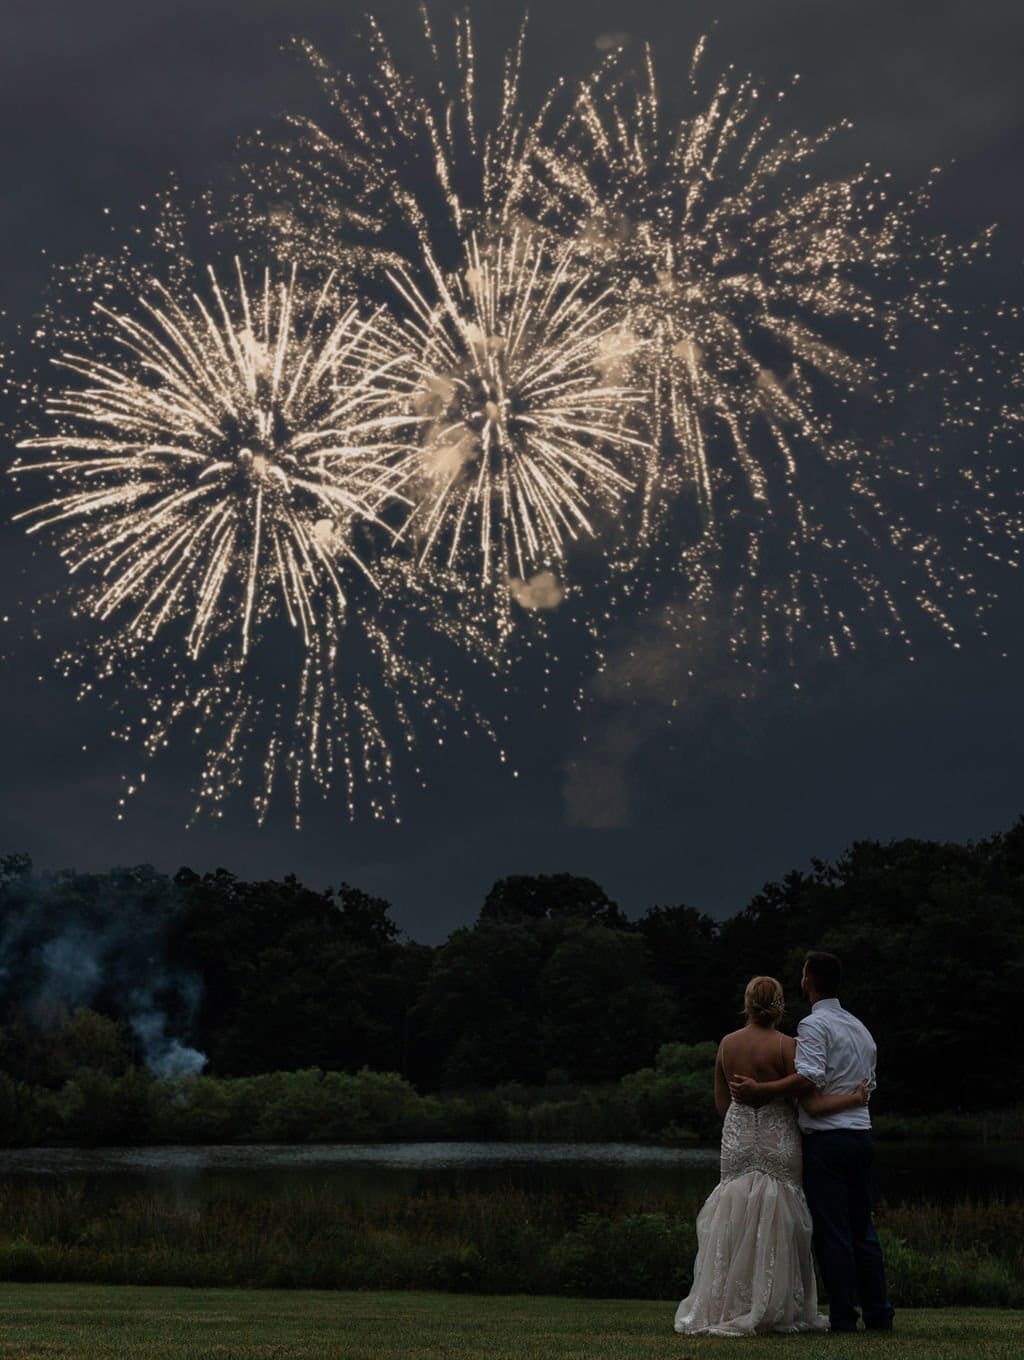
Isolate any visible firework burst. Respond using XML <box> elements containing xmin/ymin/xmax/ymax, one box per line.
<box><xmin>543</xmin><ymin>38</ymin><xmax>994</xmax><ymax>660</ymax></box>
<box><xmin>11</xmin><ymin>246</ymin><xmax>506</xmax><ymax>822</ymax></box>
<box><xmin>556</xmin><ymin>41</ymin><xmax>887</xmax><ymax>509</ymax></box>
<box><xmin>385</xmin><ymin>228</ymin><xmax>646</xmax><ymax>594</ymax></box>
<box><xmin>12</xmin><ymin>258</ymin><xmax>411</xmax><ymax>661</ymax></box>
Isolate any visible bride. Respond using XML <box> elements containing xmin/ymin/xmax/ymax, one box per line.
<box><xmin>674</xmin><ymin>976</ymin><xmax>869</xmax><ymax>1336</ymax></box>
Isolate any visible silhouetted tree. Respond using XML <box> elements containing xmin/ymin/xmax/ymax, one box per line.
<box><xmin>410</xmin><ymin>923</ymin><xmax>546</xmax><ymax>1088</ymax></box>
<box><xmin>2</xmin><ymin>820</ymin><xmax>1023</xmax><ymax>1110</ymax></box>
<box><xmin>538</xmin><ymin>923</ymin><xmax>675</xmax><ymax>1081</ymax></box>
<box><xmin>479</xmin><ymin>874</ymin><xmax>625</xmax><ymax>927</ymax></box>
<box><xmin>635</xmin><ymin>904</ymin><xmax>730</xmax><ymax>1041</ymax></box>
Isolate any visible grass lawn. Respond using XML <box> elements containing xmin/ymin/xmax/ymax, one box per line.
<box><xmin>0</xmin><ymin>1285</ymin><xmax>1019</xmax><ymax>1360</ymax></box>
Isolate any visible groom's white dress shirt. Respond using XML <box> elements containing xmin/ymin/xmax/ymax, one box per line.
<box><xmin>794</xmin><ymin>997</ymin><xmax>876</xmax><ymax>1133</ymax></box>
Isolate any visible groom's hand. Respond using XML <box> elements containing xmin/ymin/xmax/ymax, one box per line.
<box><xmin>728</xmin><ymin>1074</ymin><xmax>762</xmax><ymax>1104</ymax></box>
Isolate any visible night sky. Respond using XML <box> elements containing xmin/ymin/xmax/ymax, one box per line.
<box><xmin>1</xmin><ymin>0</ymin><xmax>1022</xmax><ymax>944</ymax></box>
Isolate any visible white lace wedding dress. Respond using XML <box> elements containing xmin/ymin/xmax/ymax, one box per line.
<box><xmin>674</xmin><ymin>1099</ymin><xmax>829</xmax><ymax>1336</ymax></box>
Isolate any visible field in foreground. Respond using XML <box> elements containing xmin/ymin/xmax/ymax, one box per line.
<box><xmin>0</xmin><ymin>1285</ymin><xmax>1020</xmax><ymax>1360</ymax></box>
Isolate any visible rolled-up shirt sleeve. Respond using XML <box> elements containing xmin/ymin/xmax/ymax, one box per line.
<box><xmin>795</xmin><ymin>1017</ymin><xmax>828</xmax><ymax>1089</ymax></box>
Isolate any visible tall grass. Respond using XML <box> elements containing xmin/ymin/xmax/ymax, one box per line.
<box><xmin>0</xmin><ymin>1178</ymin><xmax>1019</xmax><ymax>1305</ymax></box>
<box><xmin>871</xmin><ymin>1109</ymin><xmax>1024</xmax><ymax>1142</ymax></box>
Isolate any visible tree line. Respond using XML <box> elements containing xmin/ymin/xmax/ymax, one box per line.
<box><xmin>1</xmin><ymin>818</ymin><xmax>1022</xmax><ymax>1113</ymax></box>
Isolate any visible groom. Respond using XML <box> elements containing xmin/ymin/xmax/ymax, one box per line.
<box><xmin>729</xmin><ymin>951</ymin><xmax>894</xmax><ymax>1334</ymax></box>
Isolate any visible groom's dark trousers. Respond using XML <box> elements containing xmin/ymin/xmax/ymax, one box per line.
<box><xmin>802</xmin><ymin>1130</ymin><xmax>894</xmax><ymax>1333</ymax></box>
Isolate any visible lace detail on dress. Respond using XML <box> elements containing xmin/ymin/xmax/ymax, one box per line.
<box><xmin>674</xmin><ymin>1099</ymin><xmax>828</xmax><ymax>1337</ymax></box>
<box><xmin>720</xmin><ymin>1099</ymin><xmax>803</xmax><ymax>1188</ymax></box>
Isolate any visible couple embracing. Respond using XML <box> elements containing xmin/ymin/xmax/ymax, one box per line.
<box><xmin>675</xmin><ymin>951</ymin><xmax>895</xmax><ymax>1336</ymax></box>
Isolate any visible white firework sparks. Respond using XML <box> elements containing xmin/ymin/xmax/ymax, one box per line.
<box><xmin>239</xmin><ymin>5</ymin><xmax>575</xmax><ymax>275</ymax></box>
<box><xmin>91</xmin><ymin>555</ymin><xmax>503</xmax><ymax>827</ymax></box>
<box><xmin>556</xmin><ymin>41</ymin><xmax>884</xmax><ymax>508</ymax></box>
<box><xmin>13</xmin><ymin>258</ymin><xmax>410</xmax><ymax>661</ymax></box>
<box><xmin>386</xmin><ymin>228</ymin><xmax>647</xmax><ymax>590</ymax></box>
<box><xmin>9</xmin><ymin>16</ymin><xmax>1017</xmax><ymax>831</ymax></box>
<box><xmin>11</xmin><ymin>248</ymin><xmax>506</xmax><ymax>823</ymax></box>
<box><xmin>544</xmin><ymin>37</ymin><xmax>995</xmax><ymax>660</ymax></box>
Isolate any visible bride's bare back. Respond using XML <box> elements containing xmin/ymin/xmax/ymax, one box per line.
<box><xmin>713</xmin><ymin>1023</ymin><xmax>795</xmax><ymax>1113</ymax></box>
<box><xmin>720</xmin><ymin>1025</ymin><xmax>794</xmax><ymax>1083</ymax></box>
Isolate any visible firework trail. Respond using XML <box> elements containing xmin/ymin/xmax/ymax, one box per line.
<box><xmin>961</xmin><ymin>313</ymin><xmax>1024</xmax><ymax>595</ymax></box>
<box><xmin>84</xmin><ymin>553</ymin><xmax>502</xmax><ymax>827</ymax></box>
<box><xmin>384</xmin><ymin>227</ymin><xmax>646</xmax><ymax>594</ymax></box>
<box><xmin>239</xmin><ymin>5</ymin><xmax>575</xmax><ymax>275</ymax></box>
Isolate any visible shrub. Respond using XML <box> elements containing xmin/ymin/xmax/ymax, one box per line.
<box><xmin>0</xmin><ymin>1072</ymin><xmax>49</xmax><ymax>1145</ymax></box>
<box><xmin>554</xmin><ymin>1213</ymin><xmax>695</xmax><ymax>1298</ymax></box>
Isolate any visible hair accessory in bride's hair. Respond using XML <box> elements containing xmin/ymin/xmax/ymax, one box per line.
<box><xmin>742</xmin><ymin>975</ymin><xmax>786</xmax><ymax>1022</ymax></box>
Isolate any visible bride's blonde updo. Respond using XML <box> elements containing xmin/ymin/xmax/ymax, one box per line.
<box><xmin>743</xmin><ymin>976</ymin><xmax>785</xmax><ymax>1026</ymax></box>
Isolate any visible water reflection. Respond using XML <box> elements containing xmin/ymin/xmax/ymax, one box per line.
<box><xmin>0</xmin><ymin>1140</ymin><xmax>1018</xmax><ymax>1208</ymax></box>
<box><xmin>0</xmin><ymin>1141</ymin><xmax>718</xmax><ymax>1174</ymax></box>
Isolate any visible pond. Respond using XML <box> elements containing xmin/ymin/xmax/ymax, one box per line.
<box><xmin>0</xmin><ymin>1139</ymin><xmax>1017</xmax><ymax>1211</ymax></box>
